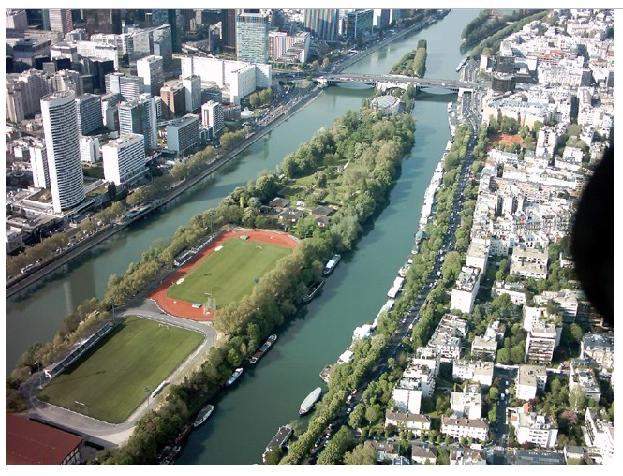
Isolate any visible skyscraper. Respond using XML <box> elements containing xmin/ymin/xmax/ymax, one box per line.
<box><xmin>75</xmin><ymin>93</ymin><xmax>103</xmax><ymax>135</ymax></box>
<box><xmin>136</xmin><ymin>55</ymin><xmax>164</xmax><ymax>97</ymax></box>
<box><xmin>303</xmin><ymin>9</ymin><xmax>339</xmax><ymax>42</ymax></box>
<box><xmin>40</xmin><ymin>91</ymin><xmax>85</xmax><ymax>213</ymax></box>
<box><xmin>235</xmin><ymin>10</ymin><xmax>269</xmax><ymax>64</ymax></box>
<box><xmin>201</xmin><ymin>100</ymin><xmax>224</xmax><ymax>133</ymax></box>
<box><xmin>48</xmin><ymin>9</ymin><xmax>73</xmax><ymax>35</ymax></box>
<box><xmin>81</xmin><ymin>9</ymin><xmax>122</xmax><ymax>35</ymax></box>
<box><xmin>105</xmin><ymin>73</ymin><xmax>144</xmax><ymax>102</ymax></box>
<box><xmin>346</xmin><ymin>9</ymin><xmax>374</xmax><ymax>43</ymax></box>
<box><xmin>29</xmin><ymin>141</ymin><xmax>50</xmax><ymax>189</ymax></box>
<box><xmin>118</xmin><ymin>94</ymin><xmax>157</xmax><ymax>150</ymax></box>
<box><xmin>183</xmin><ymin>75</ymin><xmax>202</xmax><ymax>113</ymax></box>
<box><xmin>221</xmin><ymin>9</ymin><xmax>237</xmax><ymax>52</ymax></box>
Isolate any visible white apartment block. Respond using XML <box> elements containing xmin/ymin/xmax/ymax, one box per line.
<box><xmin>451</xmin><ymin>384</ymin><xmax>482</xmax><ymax>420</ymax></box>
<box><xmin>201</xmin><ymin>100</ymin><xmax>224</xmax><ymax>133</ymax></box>
<box><xmin>492</xmin><ymin>281</ymin><xmax>527</xmax><ymax>305</ymax></box>
<box><xmin>451</xmin><ymin>266</ymin><xmax>481</xmax><ymax>314</ymax></box>
<box><xmin>183</xmin><ymin>75</ymin><xmax>202</xmax><ymax>113</ymax></box>
<box><xmin>441</xmin><ymin>417</ymin><xmax>489</xmax><ymax>442</ymax></box>
<box><xmin>583</xmin><ymin>407</ymin><xmax>614</xmax><ymax>464</ymax></box>
<box><xmin>508</xmin><ymin>407</ymin><xmax>558</xmax><ymax>449</ymax></box>
<box><xmin>515</xmin><ymin>364</ymin><xmax>547</xmax><ymax>401</ymax></box>
<box><xmin>419</xmin><ymin>315</ymin><xmax>467</xmax><ymax>362</ymax></box>
<box><xmin>569</xmin><ymin>360</ymin><xmax>601</xmax><ymax>403</ymax></box>
<box><xmin>581</xmin><ymin>332</ymin><xmax>614</xmax><ymax>372</ymax></box>
<box><xmin>136</xmin><ymin>55</ymin><xmax>164</xmax><ymax>97</ymax></box>
<box><xmin>385</xmin><ymin>411</ymin><xmax>431</xmax><ymax>435</ymax></box>
<box><xmin>510</xmin><ymin>246</ymin><xmax>549</xmax><ymax>279</ymax></box>
<box><xmin>102</xmin><ymin>133</ymin><xmax>146</xmax><ymax>186</ymax></box>
<box><xmin>391</xmin><ymin>386</ymin><xmax>422</xmax><ymax>415</ymax></box>
<box><xmin>29</xmin><ymin>142</ymin><xmax>50</xmax><ymax>189</ymax></box>
<box><xmin>450</xmin><ymin>448</ymin><xmax>486</xmax><ymax>465</ymax></box>
<box><xmin>452</xmin><ymin>360</ymin><xmax>494</xmax><ymax>387</ymax></box>
<box><xmin>80</xmin><ymin>136</ymin><xmax>101</xmax><ymax>164</ymax></box>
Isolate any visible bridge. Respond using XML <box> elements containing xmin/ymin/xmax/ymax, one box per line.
<box><xmin>316</xmin><ymin>73</ymin><xmax>479</xmax><ymax>93</ymax></box>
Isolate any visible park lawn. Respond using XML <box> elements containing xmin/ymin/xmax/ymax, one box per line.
<box><xmin>39</xmin><ymin>316</ymin><xmax>203</xmax><ymax>423</ymax></box>
<box><xmin>167</xmin><ymin>238</ymin><xmax>292</xmax><ymax>308</ymax></box>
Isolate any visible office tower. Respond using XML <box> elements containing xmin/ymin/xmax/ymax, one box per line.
<box><xmin>49</xmin><ymin>69</ymin><xmax>82</xmax><ymax>96</ymax></box>
<box><xmin>160</xmin><ymin>81</ymin><xmax>186</xmax><ymax>118</ymax></box>
<box><xmin>390</xmin><ymin>9</ymin><xmax>403</xmax><ymax>25</ymax></box>
<box><xmin>81</xmin><ymin>9</ymin><xmax>122</xmax><ymax>35</ymax></box>
<box><xmin>183</xmin><ymin>75</ymin><xmax>201</xmax><ymax>113</ymax></box>
<box><xmin>49</xmin><ymin>9</ymin><xmax>73</xmax><ymax>34</ymax></box>
<box><xmin>118</xmin><ymin>94</ymin><xmax>157</xmax><ymax>150</ymax></box>
<box><xmin>6</xmin><ymin>69</ymin><xmax>51</xmax><ymax>122</ymax></box>
<box><xmin>373</xmin><ymin>9</ymin><xmax>391</xmax><ymax>30</ymax></box>
<box><xmin>76</xmin><ymin>93</ymin><xmax>103</xmax><ymax>135</ymax></box>
<box><xmin>6</xmin><ymin>10</ymin><xmax>28</xmax><ymax>30</ymax></box>
<box><xmin>106</xmin><ymin>73</ymin><xmax>144</xmax><ymax>101</ymax></box>
<box><xmin>101</xmin><ymin>93</ymin><xmax>121</xmax><ymax>130</ymax></box>
<box><xmin>166</xmin><ymin>114</ymin><xmax>200</xmax><ymax>155</ymax></box>
<box><xmin>102</xmin><ymin>133</ymin><xmax>146</xmax><ymax>186</ymax></box>
<box><xmin>41</xmin><ymin>9</ymin><xmax>51</xmax><ymax>30</ymax></box>
<box><xmin>235</xmin><ymin>10</ymin><xmax>269</xmax><ymax>64</ymax></box>
<box><xmin>303</xmin><ymin>9</ymin><xmax>339</xmax><ymax>42</ymax></box>
<box><xmin>136</xmin><ymin>55</ymin><xmax>164</xmax><ymax>96</ymax></box>
<box><xmin>40</xmin><ymin>91</ymin><xmax>85</xmax><ymax>213</ymax></box>
<box><xmin>222</xmin><ymin>9</ymin><xmax>237</xmax><ymax>52</ymax></box>
<box><xmin>201</xmin><ymin>100</ymin><xmax>224</xmax><ymax>133</ymax></box>
<box><xmin>29</xmin><ymin>142</ymin><xmax>50</xmax><ymax>188</ymax></box>
<box><xmin>152</xmin><ymin>25</ymin><xmax>173</xmax><ymax>66</ymax></box>
<box><xmin>80</xmin><ymin>58</ymin><xmax>114</xmax><ymax>93</ymax></box>
<box><xmin>167</xmin><ymin>9</ymin><xmax>181</xmax><ymax>53</ymax></box>
<box><xmin>346</xmin><ymin>9</ymin><xmax>374</xmax><ymax>43</ymax></box>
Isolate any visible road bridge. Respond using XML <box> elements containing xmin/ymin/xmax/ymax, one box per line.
<box><xmin>317</xmin><ymin>73</ymin><xmax>479</xmax><ymax>93</ymax></box>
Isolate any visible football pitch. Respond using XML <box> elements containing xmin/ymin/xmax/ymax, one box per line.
<box><xmin>167</xmin><ymin>238</ymin><xmax>292</xmax><ymax>308</ymax></box>
<box><xmin>39</xmin><ymin>316</ymin><xmax>203</xmax><ymax>423</ymax></box>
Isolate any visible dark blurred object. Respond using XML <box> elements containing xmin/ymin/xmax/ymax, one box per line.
<box><xmin>571</xmin><ymin>145</ymin><xmax>613</xmax><ymax>327</ymax></box>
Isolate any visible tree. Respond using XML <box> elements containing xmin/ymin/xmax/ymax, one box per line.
<box><xmin>317</xmin><ymin>426</ymin><xmax>354</xmax><ymax>464</ymax></box>
<box><xmin>344</xmin><ymin>441</ymin><xmax>377</xmax><ymax>465</ymax></box>
<box><xmin>348</xmin><ymin>404</ymin><xmax>365</xmax><ymax>429</ymax></box>
<box><xmin>569</xmin><ymin>388</ymin><xmax>586</xmax><ymax>411</ymax></box>
<box><xmin>263</xmin><ymin>446</ymin><xmax>282</xmax><ymax>465</ymax></box>
<box><xmin>496</xmin><ymin>348</ymin><xmax>510</xmax><ymax>364</ymax></box>
<box><xmin>364</xmin><ymin>404</ymin><xmax>383</xmax><ymax>425</ymax></box>
<box><xmin>487</xmin><ymin>406</ymin><xmax>497</xmax><ymax>423</ymax></box>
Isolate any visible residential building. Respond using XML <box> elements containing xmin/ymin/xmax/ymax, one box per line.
<box><xmin>303</xmin><ymin>9</ymin><xmax>339</xmax><ymax>42</ymax></box>
<box><xmin>118</xmin><ymin>94</ymin><xmax>157</xmax><ymax>150</ymax></box>
<box><xmin>450</xmin><ymin>448</ymin><xmax>486</xmax><ymax>465</ymax></box>
<box><xmin>583</xmin><ymin>407</ymin><xmax>614</xmax><ymax>464</ymax></box>
<box><xmin>6</xmin><ymin>415</ymin><xmax>83</xmax><ymax>464</ymax></box>
<box><xmin>411</xmin><ymin>444</ymin><xmax>437</xmax><ymax>465</ymax></box>
<box><xmin>441</xmin><ymin>417</ymin><xmax>489</xmax><ymax>442</ymax></box>
<box><xmin>451</xmin><ymin>383</ymin><xmax>482</xmax><ymax>420</ymax></box>
<box><xmin>160</xmin><ymin>81</ymin><xmax>186</xmax><ymax>118</ymax></box>
<box><xmin>75</xmin><ymin>94</ymin><xmax>103</xmax><ymax>135</ymax></box>
<box><xmin>183</xmin><ymin>75</ymin><xmax>202</xmax><ymax>113</ymax></box>
<box><xmin>101</xmin><ymin>92</ymin><xmax>121</xmax><ymax>130</ymax></box>
<box><xmin>470</xmin><ymin>335</ymin><xmax>497</xmax><ymax>361</ymax></box>
<box><xmin>510</xmin><ymin>246</ymin><xmax>549</xmax><ymax>279</ymax></box>
<box><xmin>419</xmin><ymin>314</ymin><xmax>467</xmax><ymax>362</ymax></box>
<box><xmin>508</xmin><ymin>406</ymin><xmax>558</xmax><ymax>449</ymax></box>
<box><xmin>105</xmin><ymin>73</ymin><xmax>145</xmax><ymax>102</ymax></box>
<box><xmin>534</xmin><ymin>289</ymin><xmax>581</xmax><ymax>323</ymax></box>
<box><xmin>524</xmin><ymin>310</ymin><xmax>562</xmax><ymax>364</ymax></box>
<box><xmin>268</xmin><ymin>31</ymin><xmax>311</xmax><ymax>64</ymax></box>
<box><xmin>49</xmin><ymin>8</ymin><xmax>73</xmax><ymax>35</ymax></box>
<box><xmin>79</xmin><ymin>136</ymin><xmax>100</xmax><ymax>164</ymax></box>
<box><xmin>569</xmin><ymin>359</ymin><xmax>601</xmax><ymax>403</ymax></box>
<box><xmin>136</xmin><ymin>55</ymin><xmax>164</xmax><ymax>97</ymax></box>
<box><xmin>581</xmin><ymin>332</ymin><xmax>614</xmax><ymax>372</ymax></box>
<box><xmin>201</xmin><ymin>100</ymin><xmax>224</xmax><ymax>133</ymax></box>
<box><xmin>236</xmin><ymin>11</ymin><xmax>269</xmax><ymax>64</ymax></box>
<box><xmin>373</xmin><ymin>9</ymin><xmax>391</xmax><ymax>30</ymax></box>
<box><xmin>515</xmin><ymin>364</ymin><xmax>547</xmax><ymax>401</ymax></box>
<box><xmin>40</xmin><ymin>90</ymin><xmax>85</xmax><ymax>213</ymax></box>
<box><xmin>166</xmin><ymin>113</ymin><xmax>200</xmax><ymax>155</ymax></box>
<box><xmin>492</xmin><ymin>281</ymin><xmax>527</xmax><ymax>305</ymax></box>
<box><xmin>452</xmin><ymin>360</ymin><xmax>494</xmax><ymax>387</ymax></box>
<box><xmin>102</xmin><ymin>133</ymin><xmax>146</xmax><ymax>186</ymax></box>
<box><xmin>29</xmin><ymin>141</ymin><xmax>50</xmax><ymax>188</ymax></box>
<box><xmin>385</xmin><ymin>411</ymin><xmax>431</xmax><ymax>435</ymax></box>
<box><xmin>450</xmin><ymin>266</ymin><xmax>481</xmax><ymax>314</ymax></box>
<box><xmin>346</xmin><ymin>9</ymin><xmax>374</xmax><ymax>43</ymax></box>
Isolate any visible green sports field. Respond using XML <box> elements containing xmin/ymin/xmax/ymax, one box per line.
<box><xmin>167</xmin><ymin>238</ymin><xmax>292</xmax><ymax>308</ymax></box>
<box><xmin>39</xmin><ymin>317</ymin><xmax>203</xmax><ymax>423</ymax></box>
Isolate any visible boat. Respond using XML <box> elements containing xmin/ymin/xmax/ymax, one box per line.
<box><xmin>322</xmin><ymin>254</ymin><xmax>341</xmax><ymax>276</ymax></box>
<box><xmin>262</xmin><ymin>425</ymin><xmax>293</xmax><ymax>463</ymax></box>
<box><xmin>226</xmin><ymin>367</ymin><xmax>244</xmax><ymax>386</ymax></box>
<box><xmin>302</xmin><ymin>279</ymin><xmax>326</xmax><ymax>303</ymax></box>
<box><xmin>299</xmin><ymin>387</ymin><xmax>323</xmax><ymax>415</ymax></box>
<box><xmin>250</xmin><ymin>334</ymin><xmax>277</xmax><ymax>364</ymax></box>
<box><xmin>151</xmin><ymin>380</ymin><xmax>170</xmax><ymax>399</ymax></box>
<box><xmin>456</xmin><ymin>57</ymin><xmax>467</xmax><ymax>72</ymax></box>
<box><xmin>319</xmin><ymin>365</ymin><xmax>334</xmax><ymax>383</ymax></box>
<box><xmin>193</xmin><ymin>404</ymin><xmax>215</xmax><ymax>428</ymax></box>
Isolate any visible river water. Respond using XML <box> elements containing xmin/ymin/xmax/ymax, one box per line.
<box><xmin>174</xmin><ymin>9</ymin><xmax>479</xmax><ymax>465</ymax></box>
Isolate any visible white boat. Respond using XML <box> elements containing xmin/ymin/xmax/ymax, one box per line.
<box><xmin>322</xmin><ymin>254</ymin><xmax>342</xmax><ymax>276</ymax></box>
<box><xmin>193</xmin><ymin>404</ymin><xmax>215</xmax><ymax>428</ymax></box>
<box><xmin>299</xmin><ymin>387</ymin><xmax>322</xmax><ymax>415</ymax></box>
<box><xmin>226</xmin><ymin>367</ymin><xmax>244</xmax><ymax>386</ymax></box>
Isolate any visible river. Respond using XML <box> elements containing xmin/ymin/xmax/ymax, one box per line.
<box><xmin>174</xmin><ymin>9</ymin><xmax>480</xmax><ymax>465</ymax></box>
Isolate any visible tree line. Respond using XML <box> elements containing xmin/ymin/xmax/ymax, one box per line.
<box><xmin>390</xmin><ymin>39</ymin><xmax>427</xmax><ymax>78</ymax></box>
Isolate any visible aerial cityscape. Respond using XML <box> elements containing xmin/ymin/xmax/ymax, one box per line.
<box><xmin>4</xmin><ymin>6</ymin><xmax>615</xmax><ymax>467</ymax></box>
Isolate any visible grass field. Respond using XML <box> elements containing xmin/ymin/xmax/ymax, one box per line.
<box><xmin>39</xmin><ymin>317</ymin><xmax>203</xmax><ymax>423</ymax></box>
<box><xmin>167</xmin><ymin>238</ymin><xmax>291</xmax><ymax>308</ymax></box>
